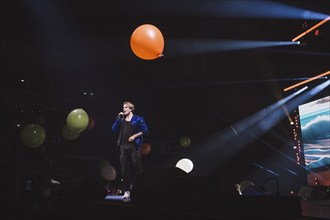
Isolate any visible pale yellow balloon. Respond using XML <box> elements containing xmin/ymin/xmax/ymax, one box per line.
<box><xmin>100</xmin><ymin>164</ymin><xmax>117</xmax><ymax>181</ymax></box>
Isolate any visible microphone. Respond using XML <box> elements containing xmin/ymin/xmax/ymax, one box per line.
<box><xmin>118</xmin><ymin>112</ymin><xmax>124</xmax><ymax>118</ymax></box>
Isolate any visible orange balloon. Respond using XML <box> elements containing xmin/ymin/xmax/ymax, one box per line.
<box><xmin>87</xmin><ymin>117</ymin><xmax>95</xmax><ymax>131</ymax></box>
<box><xmin>141</xmin><ymin>143</ymin><xmax>151</xmax><ymax>155</ymax></box>
<box><xmin>130</xmin><ymin>24</ymin><xmax>164</xmax><ymax>60</ymax></box>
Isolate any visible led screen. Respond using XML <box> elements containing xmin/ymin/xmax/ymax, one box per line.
<box><xmin>298</xmin><ymin>96</ymin><xmax>330</xmax><ymax>186</ymax></box>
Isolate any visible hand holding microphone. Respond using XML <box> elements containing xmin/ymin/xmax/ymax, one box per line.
<box><xmin>118</xmin><ymin>112</ymin><xmax>124</xmax><ymax>118</ymax></box>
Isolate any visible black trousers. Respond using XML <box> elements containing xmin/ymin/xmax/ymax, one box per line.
<box><xmin>119</xmin><ymin>143</ymin><xmax>143</xmax><ymax>191</ymax></box>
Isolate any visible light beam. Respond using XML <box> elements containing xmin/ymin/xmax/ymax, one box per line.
<box><xmin>284</xmin><ymin>71</ymin><xmax>330</xmax><ymax>92</ymax></box>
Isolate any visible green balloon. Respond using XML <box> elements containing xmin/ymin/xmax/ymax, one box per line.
<box><xmin>62</xmin><ymin>125</ymin><xmax>80</xmax><ymax>140</ymax></box>
<box><xmin>20</xmin><ymin>124</ymin><xmax>46</xmax><ymax>148</ymax></box>
<box><xmin>179</xmin><ymin>136</ymin><xmax>191</xmax><ymax>148</ymax></box>
<box><xmin>239</xmin><ymin>180</ymin><xmax>255</xmax><ymax>193</ymax></box>
<box><xmin>66</xmin><ymin>108</ymin><xmax>89</xmax><ymax>132</ymax></box>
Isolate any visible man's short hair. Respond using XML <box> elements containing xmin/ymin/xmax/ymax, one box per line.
<box><xmin>123</xmin><ymin>101</ymin><xmax>134</xmax><ymax>111</ymax></box>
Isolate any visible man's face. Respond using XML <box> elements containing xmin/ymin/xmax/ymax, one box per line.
<box><xmin>123</xmin><ymin>104</ymin><xmax>132</xmax><ymax>115</ymax></box>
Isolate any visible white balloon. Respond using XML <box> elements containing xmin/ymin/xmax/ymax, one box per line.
<box><xmin>175</xmin><ymin>158</ymin><xmax>193</xmax><ymax>173</ymax></box>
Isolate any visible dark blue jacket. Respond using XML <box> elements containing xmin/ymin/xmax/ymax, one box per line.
<box><xmin>111</xmin><ymin>115</ymin><xmax>149</xmax><ymax>150</ymax></box>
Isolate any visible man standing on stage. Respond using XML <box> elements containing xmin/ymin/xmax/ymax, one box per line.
<box><xmin>112</xmin><ymin>101</ymin><xmax>149</xmax><ymax>200</ymax></box>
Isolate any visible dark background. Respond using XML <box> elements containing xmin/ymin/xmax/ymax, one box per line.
<box><xmin>1</xmin><ymin>0</ymin><xmax>329</xmax><ymax>196</ymax></box>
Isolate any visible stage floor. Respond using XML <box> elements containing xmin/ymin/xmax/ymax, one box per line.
<box><xmin>101</xmin><ymin>193</ymin><xmax>330</xmax><ymax>219</ymax></box>
<box><xmin>3</xmin><ymin>194</ymin><xmax>329</xmax><ymax>219</ymax></box>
